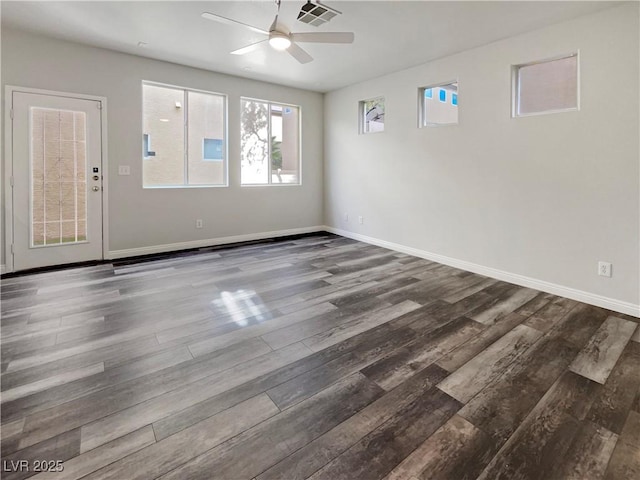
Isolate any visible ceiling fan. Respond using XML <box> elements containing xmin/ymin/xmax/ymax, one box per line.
<box><xmin>201</xmin><ymin>0</ymin><xmax>355</xmax><ymax>64</ymax></box>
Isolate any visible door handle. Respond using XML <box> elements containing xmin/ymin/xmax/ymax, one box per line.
<box><xmin>92</xmin><ymin>186</ymin><xmax>100</xmax><ymax>192</ymax></box>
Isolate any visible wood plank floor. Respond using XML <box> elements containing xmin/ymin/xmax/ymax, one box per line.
<box><xmin>1</xmin><ymin>233</ymin><xmax>639</xmax><ymax>480</ymax></box>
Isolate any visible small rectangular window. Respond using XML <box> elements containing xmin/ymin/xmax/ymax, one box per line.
<box><xmin>240</xmin><ymin>98</ymin><xmax>301</xmax><ymax>185</ymax></box>
<box><xmin>359</xmin><ymin>97</ymin><xmax>385</xmax><ymax>134</ymax></box>
<box><xmin>143</xmin><ymin>134</ymin><xmax>156</xmax><ymax>158</ymax></box>
<box><xmin>514</xmin><ymin>53</ymin><xmax>578</xmax><ymax>117</ymax></box>
<box><xmin>203</xmin><ymin>138</ymin><xmax>223</xmax><ymax>160</ymax></box>
<box><xmin>142</xmin><ymin>82</ymin><xmax>227</xmax><ymax>187</ymax></box>
<box><xmin>419</xmin><ymin>82</ymin><xmax>458</xmax><ymax>127</ymax></box>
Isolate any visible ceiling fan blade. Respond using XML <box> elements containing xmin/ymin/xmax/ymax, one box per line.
<box><xmin>201</xmin><ymin>12</ymin><xmax>269</xmax><ymax>36</ymax></box>
<box><xmin>231</xmin><ymin>40</ymin><xmax>268</xmax><ymax>56</ymax></box>
<box><xmin>287</xmin><ymin>43</ymin><xmax>313</xmax><ymax>64</ymax></box>
<box><xmin>291</xmin><ymin>32</ymin><xmax>354</xmax><ymax>44</ymax></box>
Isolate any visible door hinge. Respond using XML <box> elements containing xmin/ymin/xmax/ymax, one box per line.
<box><xmin>9</xmin><ymin>176</ymin><xmax>14</xmax><ymax>187</ymax></box>
<box><xmin>9</xmin><ymin>109</ymin><xmax>14</xmax><ymax>119</ymax></box>
<box><xmin>10</xmin><ymin>244</ymin><xmax>14</xmax><ymax>254</ymax></box>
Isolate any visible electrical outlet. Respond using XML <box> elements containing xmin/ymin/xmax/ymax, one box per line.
<box><xmin>598</xmin><ymin>261</ymin><xmax>612</xmax><ymax>277</ymax></box>
<box><xmin>343</xmin><ymin>213</ymin><xmax>349</xmax><ymax>223</ymax></box>
<box><xmin>358</xmin><ymin>216</ymin><xmax>364</xmax><ymax>224</ymax></box>
<box><xmin>196</xmin><ymin>219</ymin><xmax>203</xmax><ymax>229</ymax></box>
<box><xmin>118</xmin><ymin>165</ymin><xmax>130</xmax><ymax>176</ymax></box>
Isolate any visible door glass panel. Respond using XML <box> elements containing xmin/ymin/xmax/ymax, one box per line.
<box><xmin>31</xmin><ymin>108</ymin><xmax>88</xmax><ymax>246</ymax></box>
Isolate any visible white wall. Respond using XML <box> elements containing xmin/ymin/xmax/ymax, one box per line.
<box><xmin>1</xmin><ymin>28</ymin><xmax>324</xmax><ymax>262</ymax></box>
<box><xmin>324</xmin><ymin>4</ymin><xmax>640</xmax><ymax>312</ymax></box>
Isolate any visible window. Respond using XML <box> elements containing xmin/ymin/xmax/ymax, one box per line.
<box><xmin>419</xmin><ymin>82</ymin><xmax>458</xmax><ymax>127</ymax></box>
<box><xmin>514</xmin><ymin>53</ymin><xmax>578</xmax><ymax>117</ymax></box>
<box><xmin>203</xmin><ymin>138</ymin><xmax>223</xmax><ymax>161</ymax></box>
<box><xmin>143</xmin><ymin>134</ymin><xmax>155</xmax><ymax>158</ymax></box>
<box><xmin>359</xmin><ymin>97</ymin><xmax>385</xmax><ymax>134</ymax></box>
<box><xmin>241</xmin><ymin>98</ymin><xmax>300</xmax><ymax>185</ymax></box>
<box><xmin>142</xmin><ymin>83</ymin><xmax>227</xmax><ymax>187</ymax></box>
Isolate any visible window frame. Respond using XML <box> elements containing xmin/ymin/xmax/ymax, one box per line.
<box><xmin>512</xmin><ymin>52</ymin><xmax>580</xmax><ymax>118</ymax></box>
<box><xmin>141</xmin><ymin>81</ymin><xmax>229</xmax><ymax>189</ymax></box>
<box><xmin>240</xmin><ymin>96</ymin><xmax>302</xmax><ymax>187</ymax></box>
<box><xmin>418</xmin><ymin>80</ymin><xmax>459</xmax><ymax>128</ymax></box>
<box><xmin>359</xmin><ymin>97</ymin><xmax>385</xmax><ymax>135</ymax></box>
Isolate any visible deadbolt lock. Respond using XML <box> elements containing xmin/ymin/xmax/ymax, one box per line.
<box><xmin>93</xmin><ymin>175</ymin><xmax>100</xmax><ymax>181</ymax></box>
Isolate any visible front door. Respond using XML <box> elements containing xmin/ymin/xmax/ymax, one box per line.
<box><xmin>10</xmin><ymin>90</ymin><xmax>104</xmax><ymax>271</ymax></box>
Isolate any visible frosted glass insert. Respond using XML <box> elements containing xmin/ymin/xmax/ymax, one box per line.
<box><xmin>518</xmin><ymin>55</ymin><xmax>578</xmax><ymax>115</ymax></box>
<box><xmin>31</xmin><ymin>108</ymin><xmax>87</xmax><ymax>246</ymax></box>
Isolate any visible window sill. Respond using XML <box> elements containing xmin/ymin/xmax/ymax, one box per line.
<box><xmin>143</xmin><ymin>184</ymin><xmax>229</xmax><ymax>189</ymax></box>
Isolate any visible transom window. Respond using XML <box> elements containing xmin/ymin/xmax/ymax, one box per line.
<box><xmin>419</xmin><ymin>82</ymin><xmax>459</xmax><ymax>127</ymax></box>
<box><xmin>513</xmin><ymin>53</ymin><xmax>578</xmax><ymax>117</ymax></box>
<box><xmin>359</xmin><ymin>97</ymin><xmax>385</xmax><ymax>134</ymax></box>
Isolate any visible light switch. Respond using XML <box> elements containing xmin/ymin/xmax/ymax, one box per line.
<box><xmin>118</xmin><ymin>165</ymin><xmax>131</xmax><ymax>176</ymax></box>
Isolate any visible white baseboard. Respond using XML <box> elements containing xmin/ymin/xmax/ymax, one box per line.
<box><xmin>325</xmin><ymin>226</ymin><xmax>640</xmax><ymax>318</ymax></box>
<box><xmin>108</xmin><ymin>226</ymin><xmax>326</xmax><ymax>260</ymax></box>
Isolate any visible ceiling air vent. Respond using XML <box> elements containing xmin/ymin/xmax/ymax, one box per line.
<box><xmin>297</xmin><ymin>1</ymin><xmax>341</xmax><ymax>27</ymax></box>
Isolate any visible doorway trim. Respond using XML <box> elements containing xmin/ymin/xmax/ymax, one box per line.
<box><xmin>4</xmin><ymin>85</ymin><xmax>109</xmax><ymax>273</ymax></box>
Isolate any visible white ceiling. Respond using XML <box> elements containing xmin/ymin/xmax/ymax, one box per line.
<box><xmin>1</xmin><ymin>1</ymin><xmax>619</xmax><ymax>92</ymax></box>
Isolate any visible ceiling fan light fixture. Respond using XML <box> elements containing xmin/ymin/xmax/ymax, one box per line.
<box><xmin>202</xmin><ymin>4</ymin><xmax>353</xmax><ymax>64</ymax></box>
<box><xmin>269</xmin><ymin>33</ymin><xmax>292</xmax><ymax>51</ymax></box>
